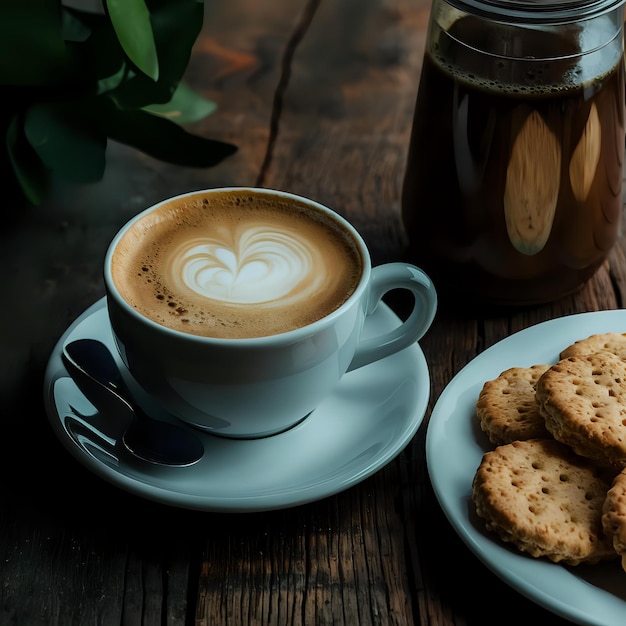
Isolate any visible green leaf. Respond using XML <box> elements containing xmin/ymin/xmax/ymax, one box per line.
<box><xmin>110</xmin><ymin>0</ymin><xmax>203</xmax><ymax>108</ymax></box>
<box><xmin>98</xmin><ymin>63</ymin><xmax>127</xmax><ymax>95</ymax></box>
<box><xmin>61</xmin><ymin>6</ymin><xmax>92</xmax><ymax>43</ymax></box>
<box><xmin>105</xmin><ymin>108</ymin><xmax>237</xmax><ymax>167</ymax></box>
<box><xmin>142</xmin><ymin>82</ymin><xmax>216</xmax><ymax>124</ymax></box>
<box><xmin>106</xmin><ymin>0</ymin><xmax>159</xmax><ymax>81</ymax></box>
<box><xmin>24</xmin><ymin>100</ymin><xmax>107</xmax><ymax>183</ymax></box>
<box><xmin>6</xmin><ymin>115</ymin><xmax>49</xmax><ymax>205</ymax></box>
<box><xmin>0</xmin><ymin>1</ymin><xmax>75</xmax><ymax>85</ymax></box>
<box><xmin>70</xmin><ymin>9</ymin><xmax>127</xmax><ymax>83</ymax></box>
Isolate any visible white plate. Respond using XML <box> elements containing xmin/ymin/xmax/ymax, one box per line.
<box><xmin>426</xmin><ymin>310</ymin><xmax>626</xmax><ymax>626</ymax></box>
<box><xmin>44</xmin><ymin>298</ymin><xmax>430</xmax><ymax>512</ymax></box>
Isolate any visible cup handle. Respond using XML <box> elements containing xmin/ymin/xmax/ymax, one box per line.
<box><xmin>347</xmin><ymin>263</ymin><xmax>437</xmax><ymax>372</ymax></box>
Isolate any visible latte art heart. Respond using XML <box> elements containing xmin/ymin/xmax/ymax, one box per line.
<box><xmin>172</xmin><ymin>227</ymin><xmax>323</xmax><ymax>305</ymax></box>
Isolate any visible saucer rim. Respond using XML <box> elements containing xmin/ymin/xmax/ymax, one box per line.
<box><xmin>44</xmin><ymin>297</ymin><xmax>430</xmax><ymax>512</ymax></box>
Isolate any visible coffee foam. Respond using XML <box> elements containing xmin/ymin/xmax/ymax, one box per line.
<box><xmin>434</xmin><ymin>15</ymin><xmax>623</xmax><ymax>97</ymax></box>
<box><xmin>171</xmin><ymin>226</ymin><xmax>323</xmax><ymax>305</ymax></box>
<box><xmin>111</xmin><ymin>191</ymin><xmax>363</xmax><ymax>338</ymax></box>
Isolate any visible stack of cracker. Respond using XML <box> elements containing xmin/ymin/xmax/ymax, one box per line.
<box><xmin>472</xmin><ymin>331</ymin><xmax>626</xmax><ymax>569</ymax></box>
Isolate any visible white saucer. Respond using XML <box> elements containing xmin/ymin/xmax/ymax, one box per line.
<box><xmin>44</xmin><ymin>297</ymin><xmax>430</xmax><ymax>512</ymax></box>
<box><xmin>427</xmin><ymin>310</ymin><xmax>626</xmax><ymax>626</ymax></box>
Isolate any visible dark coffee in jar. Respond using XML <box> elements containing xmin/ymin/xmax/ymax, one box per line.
<box><xmin>402</xmin><ymin>12</ymin><xmax>625</xmax><ymax>306</ymax></box>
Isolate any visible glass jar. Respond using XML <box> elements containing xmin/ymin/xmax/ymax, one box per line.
<box><xmin>402</xmin><ymin>0</ymin><xmax>625</xmax><ymax>306</ymax></box>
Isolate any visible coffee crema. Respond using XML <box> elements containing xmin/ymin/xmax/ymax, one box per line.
<box><xmin>111</xmin><ymin>191</ymin><xmax>363</xmax><ymax>338</ymax></box>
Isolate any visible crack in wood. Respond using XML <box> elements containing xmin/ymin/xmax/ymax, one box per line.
<box><xmin>256</xmin><ymin>0</ymin><xmax>322</xmax><ymax>187</ymax></box>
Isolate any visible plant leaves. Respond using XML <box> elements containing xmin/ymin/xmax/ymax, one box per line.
<box><xmin>105</xmin><ymin>108</ymin><xmax>237</xmax><ymax>167</ymax></box>
<box><xmin>105</xmin><ymin>0</ymin><xmax>159</xmax><ymax>81</ymax></box>
<box><xmin>142</xmin><ymin>82</ymin><xmax>216</xmax><ymax>124</ymax></box>
<box><xmin>97</xmin><ymin>64</ymin><xmax>127</xmax><ymax>95</ymax></box>
<box><xmin>24</xmin><ymin>100</ymin><xmax>108</xmax><ymax>182</ymax></box>
<box><xmin>0</xmin><ymin>0</ymin><xmax>75</xmax><ymax>85</ymax></box>
<box><xmin>110</xmin><ymin>0</ymin><xmax>203</xmax><ymax>108</ymax></box>
<box><xmin>65</xmin><ymin>6</ymin><xmax>127</xmax><ymax>82</ymax></box>
<box><xmin>1</xmin><ymin>0</ymin><xmax>235</xmax><ymax>205</ymax></box>
<box><xmin>61</xmin><ymin>6</ymin><xmax>92</xmax><ymax>43</ymax></box>
<box><xmin>5</xmin><ymin>115</ymin><xmax>49</xmax><ymax>205</ymax></box>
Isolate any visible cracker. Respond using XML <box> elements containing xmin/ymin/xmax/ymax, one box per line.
<box><xmin>476</xmin><ymin>365</ymin><xmax>551</xmax><ymax>445</ymax></box>
<box><xmin>560</xmin><ymin>332</ymin><xmax>626</xmax><ymax>360</ymax></box>
<box><xmin>602</xmin><ymin>468</ymin><xmax>626</xmax><ymax>571</ymax></box>
<box><xmin>535</xmin><ymin>352</ymin><xmax>626</xmax><ymax>470</ymax></box>
<box><xmin>472</xmin><ymin>439</ymin><xmax>615</xmax><ymax>565</ymax></box>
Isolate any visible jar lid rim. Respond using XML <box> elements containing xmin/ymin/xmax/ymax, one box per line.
<box><xmin>446</xmin><ymin>0</ymin><xmax>625</xmax><ymax>22</ymax></box>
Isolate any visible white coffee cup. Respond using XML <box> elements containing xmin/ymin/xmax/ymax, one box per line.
<box><xmin>104</xmin><ymin>188</ymin><xmax>437</xmax><ymax>438</ymax></box>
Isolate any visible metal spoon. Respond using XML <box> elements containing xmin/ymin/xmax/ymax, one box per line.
<box><xmin>62</xmin><ymin>339</ymin><xmax>204</xmax><ymax>466</ymax></box>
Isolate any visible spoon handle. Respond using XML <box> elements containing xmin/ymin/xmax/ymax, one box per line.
<box><xmin>64</xmin><ymin>413</ymin><xmax>119</xmax><ymax>466</ymax></box>
<box><xmin>62</xmin><ymin>340</ymin><xmax>135</xmax><ymax>438</ymax></box>
<box><xmin>64</xmin><ymin>339</ymin><xmax>132</xmax><ymax>401</ymax></box>
<box><xmin>62</xmin><ymin>339</ymin><xmax>205</xmax><ymax>466</ymax></box>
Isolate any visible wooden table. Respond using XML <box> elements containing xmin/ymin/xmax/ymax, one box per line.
<box><xmin>1</xmin><ymin>0</ymin><xmax>622</xmax><ymax>623</ymax></box>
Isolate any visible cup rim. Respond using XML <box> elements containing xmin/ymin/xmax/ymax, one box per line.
<box><xmin>103</xmin><ymin>187</ymin><xmax>372</xmax><ymax>344</ymax></box>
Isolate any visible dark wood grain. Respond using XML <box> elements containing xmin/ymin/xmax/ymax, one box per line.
<box><xmin>0</xmin><ymin>0</ymin><xmax>624</xmax><ymax>624</ymax></box>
